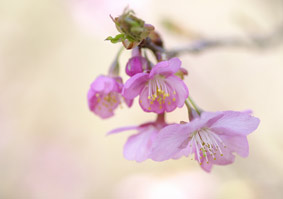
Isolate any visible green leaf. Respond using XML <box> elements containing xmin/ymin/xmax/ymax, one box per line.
<box><xmin>105</xmin><ymin>34</ymin><xmax>125</xmax><ymax>43</ymax></box>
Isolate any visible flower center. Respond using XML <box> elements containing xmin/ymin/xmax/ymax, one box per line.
<box><xmin>146</xmin><ymin>76</ymin><xmax>176</xmax><ymax>109</ymax></box>
<box><xmin>96</xmin><ymin>92</ymin><xmax>119</xmax><ymax>110</ymax></box>
<box><xmin>189</xmin><ymin>128</ymin><xmax>226</xmax><ymax>165</ymax></box>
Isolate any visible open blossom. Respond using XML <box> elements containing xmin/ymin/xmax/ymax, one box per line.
<box><xmin>87</xmin><ymin>75</ymin><xmax>132</xmax><ymax>119</ymax></box>
<box><xmin>122</xmin><ymin>57</ymin><xmax>189</xmax><ymax>114</ymax></box>
<box><xmin>108</xmin><ymin>114</ymin><xmax>167</xmax><ymax>162</ymax></box>
<box><xmin>150</xmin><ymin>110</ymin><xmax>260</xmax><ymax>172</ymax></box>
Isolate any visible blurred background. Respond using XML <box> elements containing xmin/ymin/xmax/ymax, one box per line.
<box><xmin>1</xmin><ymin>0</ymin><xmax>283</xmax><ymax>198</ymax></box>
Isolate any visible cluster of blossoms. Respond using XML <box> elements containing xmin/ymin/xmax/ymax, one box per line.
<box><xmin>87</xmin><ymin>9</ymin><xmax>260</xmax><ymax>172</ymax></box>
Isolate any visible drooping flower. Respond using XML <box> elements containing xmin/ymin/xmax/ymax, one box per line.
<box><xmin>150</xmin><ymin>110</ymin><xmax>260</xmax><ymax>172</ymax></box>
<box><xmin>87</xmin><ymin>75</ymin><xmax>132</xmax><ymax>119</ymax></box>
<box><xmin>108</xmin><ymin>114</ymin><xmax>167</xmax><ymax>162</ymax></box>
<box><xmin>122</xmin><ymin>57</ymin><xmax>189</xmax><ymax>114</ymax></box>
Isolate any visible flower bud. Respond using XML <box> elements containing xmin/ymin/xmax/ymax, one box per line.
<box><xmin>126</xmin><ymin>56</ymin><xmax>148</xmax><ymax>76</ymax></box>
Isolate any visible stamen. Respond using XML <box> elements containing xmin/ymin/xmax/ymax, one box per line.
<box><xmin>193</xmin><ymin>136</ymin><xmax>201</xmax><ymax>163</ymax></box>
<box><xmin>147</xmin><ymin>76</ymin><xmax>173</xmax><ymax>107</ymax></box>
<box><xmin>189</xmin><ymin>128</ymin><xmax>227</xmax><ymax>164</ymax></box>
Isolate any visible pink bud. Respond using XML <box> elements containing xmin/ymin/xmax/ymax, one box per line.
<box><xmin>125</xmin><ymin>56</ymin><xmax>148</xmax><ymax>76</ymax></box>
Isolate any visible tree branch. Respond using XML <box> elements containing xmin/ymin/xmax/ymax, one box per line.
<box><xmin>166</xmin><ymin>24</ymin><xmax>283</xmax><ymax>57</ymax></box>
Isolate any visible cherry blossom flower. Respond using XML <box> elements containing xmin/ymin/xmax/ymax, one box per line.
<box><xmin>150</xmin><ymin>110</ymin><xmax>260</xmax><ymax>172</ymax></box>
<box><xmin>87</xmin><ymin>75</ymin><xmax>132</xmax><ymax>119</ymax></box>
<box><xmin>122</xmin><ymin>57</ymin><xmax>189</xmax><ymax>114</ymax></box>
<box><xmin>108</xmin><ymin>114</ymin><xmax>167</xmax><ymax>162</ymax></box>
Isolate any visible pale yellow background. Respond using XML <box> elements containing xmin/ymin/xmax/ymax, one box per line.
<box><xmin>0</xmin><ymin>0</ymin><xmax>283</xmax><ymax>198</ymax></box>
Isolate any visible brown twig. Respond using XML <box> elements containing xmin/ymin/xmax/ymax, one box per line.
<box><xmin>166</xmin><ymin>24</ymin><xmax>283</xmax><ymax>57</ymax></box>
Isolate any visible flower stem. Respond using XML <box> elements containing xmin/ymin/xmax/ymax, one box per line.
<box><xmin>156</xmin><ymin>113</ymin><xmax>166</xmax><ymax>124</ymax></box>
<box><xmin>141</xmin><ymin>37</ymin><xmax>166</xmax><ymax>62</ymax></box>
<box><xmin>185</xmin><ymin>99</ymin><xmax>193</xmax><ymax>120</ymax></box>
<box><xmin>187</xmin><ymin>96</ymin><xmax>201</xmax><ymax>115</ymax></box>
<box><xmin>185</xmin><ymin>99</ymin><xmax>191</xmax><ymax>113</ymax></box>
<box><xmin>108</xmin><ymin>47</ymin><xmax>124</xmax><ymax>76</ymax></box>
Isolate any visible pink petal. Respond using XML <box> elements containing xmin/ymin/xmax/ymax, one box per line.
<box><xmin>172</xmin><ymin>148</ymin><xmax>190</xmax><ymax>160</ymax></box>
<box><xmin>123</xmin><ymin>126</ymin><xmax>157</xmax><ymax>162</ymax></box>
<box><xmin>205</xmin><ymin>145</ymin><xmax>235</xmax><ymax>166</ymax></box>
<box><xmin>107</xmin><ymin>126</ymin><xmax>138</xmax><ymax>135</ymax></box>
<box><xmin>220</xmin><ymin>134</ymin><xmax>249</xmax><ymax>158</ymax></box>
<box><xmin>93</xmin><ymin>108</ymin><xmax>114</xmax><ymax>118</ymax></box>
<box><xmin>139</xmin><ymin>85</ymin><xmax>153</xmax><ymax>113</ymax></box>
<box><xmin>91</xmin><ymin>75</ymin><xmax>116</xmax><ymax>94</ymax></box>
<box><xmin>150</xmin><ymin>124</ymin><xmax>192</xmax><ymax>161</ymax></box>
<box><xmin>149</xmin><ymin>57</ymin><xmax>181</xmax><ymax>78</ymax></box>
<box><xmin>164</xmin><ymin>95</ymin><xmax>177</xmax><ymax>112</ymax></box>
<box><xmin>122</xmin><ymin>73</ymin><xmax>148</xmax><ymax>99</ymax></box>
<box><xmin>87</xmin><ymin>88</ymin><xmax>96</xmax><ymax>110</ymax></box>
<box><xmin>196</xmin><ymin>139</ymin><xmax>236</xmax><ymax>172</ymax></box>
<box><xmin>200</xmin><ymin>160</ymin><xmax>213</xmax><ymax>172</ymax></box>
<box><xmin>112</xmin><ymin>76</ymin><xmax>123</xmax><ymax>93</ymax></box>
<box><xmin>93</xmin><ymin>96</ymin><xmax>121</xmax><ymax>119</ymax></box>
<box><xmin>210</xmin><ymin>111</ymin><xmax>260</xmax><ymax>135</ymax></box>
<box><xmin>126</xmin><ymin>56</ymin><xmax>148</xmax><ymax>77</ymax></box>
<box><xmin>124</xmin><ymin>98</ymin><xmax>134</xmax><ymax>107</ymax></box>
<box><xmin>165</xmin><ymin>76</ymin><xmax>189</xmax><ymax>107</ymax></box>
<box><xmin>184</xmin><ymin>112</ymin><xmax>223</xmax><ymax>133</ymax></box>
<box><xmin>211</xmin><ymin>150</ymin><xmax>235</xmax><ymax>166</ymax></box>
